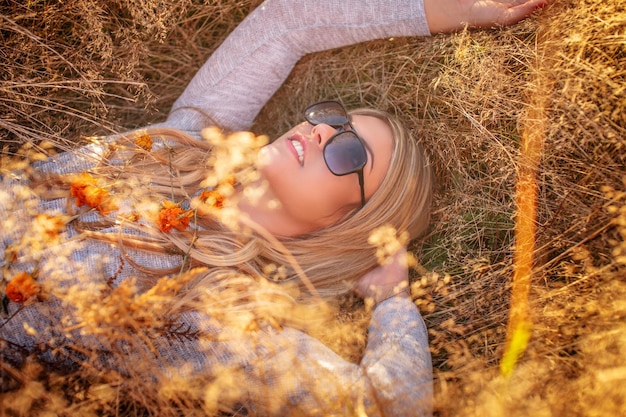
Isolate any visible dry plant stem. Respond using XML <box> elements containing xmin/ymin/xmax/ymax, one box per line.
<box><xmin>500</xmin><ymin>28</ymin><xmax>551</xmax><ymax>377</ymax></box>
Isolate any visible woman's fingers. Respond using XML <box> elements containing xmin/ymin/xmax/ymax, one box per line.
<box><xmin>496</xmin><ymin>0</ymin><xmax>549</xmax><ymax>26</ymax></box>
<box><xmin>425</xmin><ymin>0</ymin><xmax>549</xmax><ymax>33</ymax></box>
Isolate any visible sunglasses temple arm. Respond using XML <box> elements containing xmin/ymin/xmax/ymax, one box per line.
<box><xmin>358</xmin><ymin>170</ymin><xmax>366</xmax><ymax>207</ymax></box>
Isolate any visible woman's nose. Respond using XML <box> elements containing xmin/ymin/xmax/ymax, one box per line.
<box><xmin>311</xmin><ymin>124</ymin><xmax>337</xmax><ymax>147</ymax></box>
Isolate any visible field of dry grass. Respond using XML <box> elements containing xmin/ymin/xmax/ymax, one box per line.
<box><xmin>1</xmin><ymin>0</ymin><xmax>625</xmax><ymax>415</ymax></box>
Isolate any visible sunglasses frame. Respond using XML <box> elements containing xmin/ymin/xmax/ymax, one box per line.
<box><xmin>304</xmin><ymin>101</ymin><xmax>368</xmax><ymax>207</ymax></box>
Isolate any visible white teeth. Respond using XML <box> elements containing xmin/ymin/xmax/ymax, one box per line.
<box><xmin>291</xmin><ymin>139</ymin><xmax>304</xmax><ymax>163</ymax></box>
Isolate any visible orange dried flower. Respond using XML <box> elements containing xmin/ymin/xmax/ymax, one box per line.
<box><xmin>157</xmin><ymin>200</ymin><xmax>193</xmax><ymax>233</ymax></box>
<box><xmin>70</xmin><ymin>173</ymin><xmax>118</xmax><ymax>214</ymax></box>
<box><xmin>5</xmin><ymin>272</ymin><xmax>40</xmax><ymax>303</ymax></box>
<box><xmin>200</xmin><ymin>189</ymin><xmax>227</xmax><ymax>210</ymax></box>
<box><xmin>135</xmin><ymin>134</ymin><xmax>153</xmax><ymax>151</ymax></box>
<box><xmin>197</xmin><ymin>176</ymin><xmax>236</xmax><ymax>214</ymax></box>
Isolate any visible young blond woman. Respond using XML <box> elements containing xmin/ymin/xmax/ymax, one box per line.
<box><xmin>0</xmin><ymin>1</ymin><xmax>547</xmax><ymax>415</ymax></box>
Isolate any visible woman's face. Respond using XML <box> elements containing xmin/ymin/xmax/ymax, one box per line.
<box><xmin>252</xmin><ymin>114</ymin><xmax>393</xmax><ymax>236</ymax></box>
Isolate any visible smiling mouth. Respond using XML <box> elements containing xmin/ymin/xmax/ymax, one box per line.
<box><xmin>289</xmin><ymin>138</ymin><xmax>304</xmax><ymax>165</ymax></box>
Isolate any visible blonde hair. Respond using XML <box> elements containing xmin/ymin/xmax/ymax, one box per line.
<box><xmin>79</xmin><ymin>109</ymin><xmax>432</xmax><ymax>302</ymax></box>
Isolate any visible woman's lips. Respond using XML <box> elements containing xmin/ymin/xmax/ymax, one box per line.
<box><xmin>287</xmin><ymin>135</ymin><xmax>306</xmax><ymax>166</ymax></box>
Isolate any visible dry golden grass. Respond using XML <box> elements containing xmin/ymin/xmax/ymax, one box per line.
<box><xmin>1</xmin><ymin>0</ymin><xmax>625</xmax><ymax>415</ymax></box>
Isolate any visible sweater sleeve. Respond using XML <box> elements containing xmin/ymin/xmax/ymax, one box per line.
<box><xmin>166</xmin><ymin>0</ymin><xmax>431</xmax><ymax>132</ymax></box>
<box><xmin>360</xmin><ymin>296</ymin><xmax>433</xmax><ymax>416</ymax></box>
<box><xmin>236</xmin><ymin>296</ymin><xmax>433</xmax><ymax>416</ymax></box>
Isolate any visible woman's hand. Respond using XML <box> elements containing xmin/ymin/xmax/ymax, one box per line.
<box><xmin>424</xmin><ymin>0</ymin><xmax>550</xmax><ymax>34</ymax></box>
<box><xmin>354</xmin><ymin>248</ymin><xmax>411</xmax><ymax>307</ymax></box>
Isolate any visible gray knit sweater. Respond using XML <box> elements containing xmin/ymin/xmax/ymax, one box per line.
<box><xmin>1</xmin><ymin>1</ymin><xmax>433</xmax><ymax>415</ymax></box>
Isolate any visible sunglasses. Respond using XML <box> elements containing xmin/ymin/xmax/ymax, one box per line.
<box><xmin>304</xmin><ymin>100</ymin><xmax>368</xmax><ymax>207</ymax></box>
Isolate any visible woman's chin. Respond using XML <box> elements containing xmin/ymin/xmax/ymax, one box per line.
<box><xmin>256</xmin><ymin>145</ymin><xmax>277</xmax><ymax>169</ymax></box>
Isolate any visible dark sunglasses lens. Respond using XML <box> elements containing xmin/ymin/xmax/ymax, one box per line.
<box><xmin>305</xmin><ymin>102</ymin><xmax>349</xmax><ymax>126</ymax></box>
<box><xmin>324</xmin><ymin>132</ymin><xmax>367</xmax><ymax>175</ymax></box>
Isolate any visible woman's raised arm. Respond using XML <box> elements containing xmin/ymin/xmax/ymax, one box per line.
<box><xmin>166</xmin><ymin>0</ymin><xmax>547</xmax><ymax>133</ymax></box>
<box><xmin>166</xmin><ymin>0</ymin><xmax>431</xmax><ymax>132</ymax></box>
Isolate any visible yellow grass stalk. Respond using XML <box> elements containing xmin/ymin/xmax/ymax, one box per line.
<box><xmin>500</xmin><ymin>30</ymin><xmax>551</xmax><ymax>377</ymax></box>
